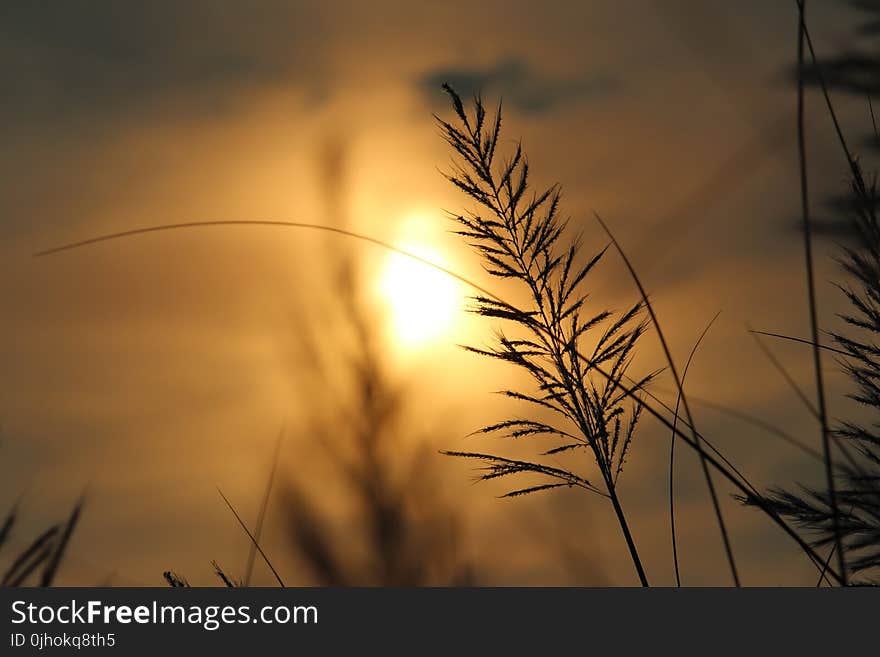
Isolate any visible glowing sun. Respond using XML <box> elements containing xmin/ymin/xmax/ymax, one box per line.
<box><xmin>378</xmin><ymin>215</ymin><xmax>462</xmax><ymax>349</ymax></box>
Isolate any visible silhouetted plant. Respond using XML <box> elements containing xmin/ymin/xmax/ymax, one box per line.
<box><xmin>280</xmin><ymin>269</ymin><xmax>474</xmax><ymax>586</ymax></box>
<box><xmin>160</xmin><ymin>560</ymin><xmax>243</xmax><ymax>588</ymax></box>
<box><xmin>799</xmin><ymin>1</ymin><xmax>880</xmax><ymax>100</ymax></box>
<box><xmin>279</xmin><ymin>138</ymin><xmax>473</xmax><ymax>587</ymax></box>
<box><xmin>750</xmin><ymin>158</ymin><xmax>880</xmax><ymax>583</ymax></box>
<box><xmin>162</xmin><ymin>571</ymin><xmax>190</xmax><ymax>587</ymax></box>
<box><xmin>34</xmin><ymin>65</ymin><xmax>849</xmax><ymax>587</ymax></box>
<box><xmin>0</xmin><ymin>498</ymin><xmax>83</xmax><ymax>587</ymax></box>
<box><xmin>437</xmin><ymin>85</ymin><xmax>653</xmax><ymax>585</ymax></box>
<box><xmin>735</xmin><ymin>5</ymin><xmax>880</xmax><ymax>585</ymax></box>
<box><xmin>283</xmin><ymin>335</ymin><xmax>473</xmax><ymax>586</ymax></box>
<box><xmin>153</xmin><ymin>136</ymin><xmax>474</xmax><ymax>587</ymax></box>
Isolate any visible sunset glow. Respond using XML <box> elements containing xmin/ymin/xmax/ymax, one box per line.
<box><xmin>5</xmin><ymin>1</ymin><xmax>873</xmax><ymax>594</ymax></box>
<box><xmin>378</xmin><ymin>215</ymin><xmax>462</xmax><ymax>348</ymax></box>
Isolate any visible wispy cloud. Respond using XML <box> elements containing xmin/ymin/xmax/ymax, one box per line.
<box><xmin>418</xmin><ymin>57</ymin><xmax>621</xmax><ymax>114</ymax></box>
<box><xmin>0</xmin><ymin>2</ymin><xmax>329</xmax><ymax>123</ymax></box>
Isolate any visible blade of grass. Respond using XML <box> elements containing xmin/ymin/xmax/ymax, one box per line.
<box><xmin>581</xmin><ymin>353</ymin><xmax>842</xmax><ymax>582</ymax></box>
<box><xmin>749</xmin><ymin>330</ymin><xmax>849</xmax><ymax>357</ymax></box>
<box><xmin>163</xmin><ymin>571</ymin><xmax>189</xmax><ymax>587</ymax></box>
<box><xmin>30</xmin><ymin>215</ymin><xmax>838</xmax><ymax>468</ymax></box>
<box><xmin>0</xmin><ymin>503</ymin><xmax>17</xmax><ymax>552</ymax></box>
<box><xmin>217</xmin><ymin>487</ymin><xmax>285</xmax><ymax>588</ymax></box>
<box><xmin>8</xmin><ymin>546</ymin><xmax>54</xmax><ymax>587</ymax></box>
<box><xmin>684</xmin><ymin>393</ymin><xmax>824</xmax><ymax>462</ymax></box>
<box><xmin>34</xmin><ymin>219</ymin><xmax>500</xmax><ymax>300</ymax></box>
<box><xmin>1</xmin><ymin>526</ymin><xmax>58</xmax><ymax>586</ymax></box>
<box><xmin>596</xmin><ymin>213</ymin><xmax>741</xmax><ymax>586</ymax></box>
<box><xmin>244</xmin><ymin>424</ymin><xmax>285</xmax><ymax>586</ymax></box>
<box><xmin>813</xmin><ymin>505</ymin><xmax>855</xmax><ymax>587</ymax></box>
<box><xmin>794</xmin><ymin>2</ymin><xmax>846</xmax><ymax>585</ymax></box>
<box><xmin>815</xmin><ymin>546</ymin><xmax>834</xmax><ymax>587</ymax></box>
<box><xmin>868</xmin><ymin>94</ymin><xmax>878</xmax><ymax>139</ymax></box>
<box><xmin>212</xmin><ymin>560</ymin><xmax>237</xmax><ymax>587</ymax></box>
<box><xmin>796</xmin><ymin>1</ymin><xmax>866</xmax><ymax>190</ymax></box>
<box><xmin>670</xmin><ymin>311</ymin><xmax>721</xmax><ymax>587</ymax></box>
<box><xmin>38</xmin><ymin>218</ymin><xmax>841</xmax><ymax>583</ymax></box>
<box><xmin>748</xmin><ymin>328</ymin><xmax>864</xmax><ymax>473</ymax></box>
<box><xmin>749</xmin><ymin>326</ymin><xmax>819</xmax><ymax>418</ymax></box>
<box><xmin>40</xmin><ymin>496</ymin><xmax>83</xmax><ymax>586</ymax></box>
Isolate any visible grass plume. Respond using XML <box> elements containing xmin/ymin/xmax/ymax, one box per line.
<box><xmin>750</xmin><ymin>143</ymin><xmax>880</xmax><ymax>583</ymax></box>
<box><xmin>436</xmin><ymin>84</ymin><xmax>653</xmax><ymax>585</ymax></box>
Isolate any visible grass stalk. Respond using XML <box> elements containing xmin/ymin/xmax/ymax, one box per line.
<box><xmin>596</xmin><ymin>216</ymin><xmax>740</xmax><ymax>586</ymax></box>
<box><xmin>34</xmin><ymin>220</ymin><xmax>840</xmax><ymax>582</ymax></box>
<box><xmin>244</xmin><ymin>424</ymin><xmax>284</xmax><ymax>586</ymax></box>
<box><xmin>37</xmin><ymin>221</ymin><xmax>841</xmax><ymax>582</ymax></box>
<box><xmin>796</xmin><ymin>0</ymin><xmax>846</xmax><ymax>584</ymax></box>
<box><xmin>217</xmin><ymin>487</ymin><xmax>285</xmax><ymax>587</ymax></box>
<box><xmin>670</xmin><ymin>313</ymin><xmax>720</xmax><ymax>586</ymax></box>
<box><xmin>607</xmin><ymin>484</ymin><xmax>649</xmax><ymax>585</ymax></box>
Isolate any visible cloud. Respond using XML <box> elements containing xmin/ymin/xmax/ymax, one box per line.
<box><xmin>0</xmin><ymin>1</ymin><xmax>329</xmax><ymax>124</ymax></box>
<box><xmin>418</xmin><ymin>57</ymin><xmax>621</xmax><ymax>114</ymax></box>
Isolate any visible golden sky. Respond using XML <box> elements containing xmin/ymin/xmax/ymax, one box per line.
<box><xmin>0</xmin><ymin>0</ymin><xmax>875</xmax><ymax>585</ymax></box>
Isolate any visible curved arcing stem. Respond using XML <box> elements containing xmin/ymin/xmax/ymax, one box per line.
<box><xmin>748</xmin><ymin>329</ymin><xmax>864</xmax><ymax>474</ymax></box>
<box><xmin>35</xmin><ymin>219</ymin><xmax>499</xmax><ymax>301</ymax></box>
<box><xmin>670</xmin><ymin>312</ymin><xmax>721</xmax><ymax>587</ymax></box>
<box><xmin>577</xmin><ymin>350</ymin><xmax>841</xmax><ymax>583</ymax></box>
<box><xmin>749</xmin><ymin>330</ymin><xmax>849</xmax><ymax>358</ymax></box>
<box><xmin>676</xmin><ymin>393</ymin><xmax>823</xmax><ymax>463</ymax></box>
<box><xmin>595</xmin><ymin>214</ymin><xmax>740</xmax><ymax>586</ymax></box>
<box><xmin>35</xmin><ymin>219</ymin><xmax>842</xmax><ymax>584</ymax></box>
<box><xmin>749</xmin><ymin>327</ymin><xmax>819</xmax><ymax>419</ymax></box>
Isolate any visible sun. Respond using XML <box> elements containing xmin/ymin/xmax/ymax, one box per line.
<box><xmin>378</xmin><ymin>214</ymin><xmax>462</xmax><ymax>349</ymax></box>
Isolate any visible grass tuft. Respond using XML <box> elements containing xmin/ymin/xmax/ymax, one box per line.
<box><xmin>437</xmin><ymin>84</ymin><xmax>653</xmax><ymax>585</ymax></box>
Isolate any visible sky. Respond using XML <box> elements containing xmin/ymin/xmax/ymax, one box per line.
<box><xmin>0</xmin><ymin>0</ymin><xmax>877</xmax><ymax>585</ymax></box>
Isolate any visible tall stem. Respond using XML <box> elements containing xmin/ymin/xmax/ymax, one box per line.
<box><xmin>607</xmin><ymin>481</ymin><xmax>649</xmax><ymax>586</ymax></box>
<box><xmin>796</xmin><ymin>0</ymin><xmax>847</xmax><ymax>585</ymax></box>
<box><xmin>486</xmin><ymin>178</ymin><xmax>650</xmax><ymax>588</ymax></box>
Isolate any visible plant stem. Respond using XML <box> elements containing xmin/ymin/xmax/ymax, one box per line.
<box><xmin>796</xmin><ymin>0</ymin><xmax>846</xmax><ymax>585</ymax></box>
<box><xmin>39</xmin><ymin>217</ymin><xmax>844</xmax><ymax>584</ymax></box>
<box><xmin>597</xmin><ymin>216</ymin><xmax>740</xmax><ymax>586</ymax></box>
<box><xmin>606</xmin><ymin>482</ymin><xmax>649</xmax><ymax>586</ymax></box>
